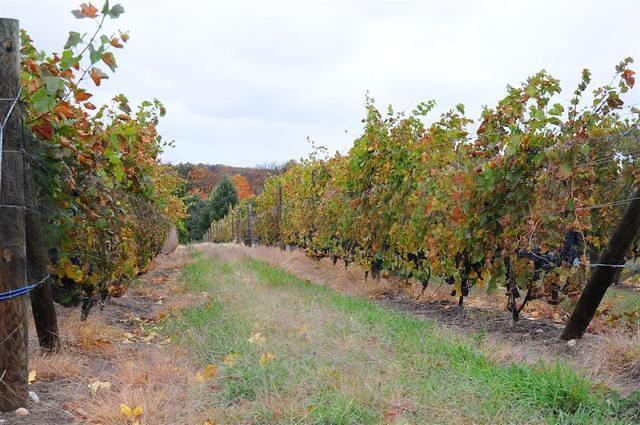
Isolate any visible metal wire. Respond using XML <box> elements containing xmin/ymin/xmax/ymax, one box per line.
<box><xmin>0</xmin><ymin>274</ymin><xmax>50</xmax><ymax>302</ymax></box>
<box><xmin>0</xmin><ymin>88</ymin><xmax>22</xmax><ymax>190</ymax></box>
<box><xmin>576</xmin><ymin>196</ymin><xmax>640</xmax><ymax>211</ymax></box>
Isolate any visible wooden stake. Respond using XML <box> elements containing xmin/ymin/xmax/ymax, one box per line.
<box><xmin>247</xmin><ymin>204</ymin><xmax>253</xmax><ymax>247</ymax></box>
<box><xmin>0</xmin><ymin>18</ymin><xmax>28</xmax><ymax>411</ymax></box>
<box><xmin>24</xmin><ymin>136</ymin><xmax>59</xmax><ymax>352</ymax></box>
<box><xmin>562</xmin><ymin>185</ymin><xmax>640</xmax><ymax>340</ymax></box>
<box><xmin>277</xmin><ymin>184</ymin><xmax>284</xmax><ymax>250</ymax></box>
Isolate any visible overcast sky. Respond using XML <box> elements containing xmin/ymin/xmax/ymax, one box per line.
<box><xmin>1</xmin><ymin>0</ymin><xmax>639</xmax><ymax>167</ymax></box>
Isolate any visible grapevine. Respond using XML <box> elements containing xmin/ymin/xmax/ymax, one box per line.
<box><xmin>212</xmin><ymin>61</ymin><xmax>639</xmax><ymax>313</ymax></box>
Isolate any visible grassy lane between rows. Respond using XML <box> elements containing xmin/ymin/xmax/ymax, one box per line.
<box><xmin>161</xmin><ymin>252</ymin><xmax>638</xmax><ymax>424</ymax></box>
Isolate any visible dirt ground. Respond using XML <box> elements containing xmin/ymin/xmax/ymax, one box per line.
<box><xmin>1</xmin><ymin>242</ymin><xmax>638</xmax><ymax>423</ymax></box>
<box><xmin>0</xmin><ymin>246</ymin><xmax>196</xmax><ymax>425</ymax></box>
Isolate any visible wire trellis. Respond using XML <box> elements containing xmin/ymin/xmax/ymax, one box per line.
<box><xmin>0</xmin><ymin>88</ymin><xmax>22</xmax><ymax>189</ymax></box>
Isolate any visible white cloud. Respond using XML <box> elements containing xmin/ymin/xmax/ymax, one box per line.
<box><xmin>1</xmin><ymin>0</ymin><xmax>638</xmax><ymax>166</ymax></box>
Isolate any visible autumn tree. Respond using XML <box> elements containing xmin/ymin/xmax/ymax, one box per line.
<box><xmin>230</xmin><ymin>173</ymin><xmax>254</xmax><ymax>199</ymax></box>
<box><xmin>188</xmin><ymin>166</ymin><xmax>217</xmax><ymax>200</ymax></box>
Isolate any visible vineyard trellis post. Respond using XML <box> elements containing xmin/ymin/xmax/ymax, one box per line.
<box><xmin>231</xmin><ymin>211</ymin><xmax>236</xmax><ymax>242</ymax></box>
<box><xmin>277</xmin><ymin>184</ymin><xmax>284</xmax><ymax>250</ymax></box>
<box><xmin>24</xmin><ymin>133</ymin><xmax>59</xmax><ymax>352</ymax></box>
<box><xmin>236</xmin><ymin>211</ymin><xmax>242</xmax><ymax>243</ymax></box>
<box><xmin>247</xmin><ymin>203</ymin><xmax>253</xmax><ymax>247</ymax></box>
<box><xmin>562</xmin><ymin>184</ymin><xmax>640</xmax><ymax>340</ymax></box>
<box><xmin>0</xmin><ymin>18</ymin><xmax>29</xmax><ymax>410</ymax></box>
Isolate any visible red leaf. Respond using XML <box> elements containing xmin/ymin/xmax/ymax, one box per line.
<box><xmin>33</xmin><ymin>121</ymin><xmax>54</xmax><ymax>141</ymax></box>
<box><xmin>54</xmin><ymin>102</ymin><xmax>75</xmax><ymax>118</ymax></box>
<box><xmin>101</xmin><ymin>52</ymin><xmax>117</xmax><ymax>72</ymax></box>
<box><xmin>110</xmin><ymin>38</ymin><xmax>123</xmax><ymax>48</ymax></box>
<box><xmin>75</xmin><ymin>89</ymin><xmax>93</xmax><ymax>102</ymax></box>
<box><xmin>90</xmin><ymin>68</ymin><xmax>108</xmax><ymax>86</ymax></box>
<box><xmin>80</xmin><ymin>3</ymin><xmax>98</xmax><ymax>18</ymax></box>
<box><xmin>622</xmin><ymin>69</ymin><xmax>636</xmax><ymax>88</ymax></box>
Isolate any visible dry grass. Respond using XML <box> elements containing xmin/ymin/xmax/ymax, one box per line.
<box><xmin>30</xmin><ymin>350</ymin><xmax>86</xmax><ymax>382</ymax></box>
<box><xmin>16</xmin><ymin>246</ymin><xmax>217</xmax><ymax>424</ymax></box>
<box><xmin>604</xmin><ymin>333</ymin><xmax>640</xmax><ymax>387</ymax></box>
<box><xmin>80</xmin><ymin>349</ymin><xmax>209</xmax><ymax>425</ymax></box>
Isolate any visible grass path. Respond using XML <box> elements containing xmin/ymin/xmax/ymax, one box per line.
<box><xmin>163</xmin><ymin>251</ymin><xmax>635</xmax><ymax>424</ymax></box>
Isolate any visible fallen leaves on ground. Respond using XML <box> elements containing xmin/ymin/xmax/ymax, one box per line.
<box><xmin>120</xmin><ymin>403</ymin><xmax>143</xmax><ymax>424</ymax></box>
<box><xmin>88</xmin><ymin>379</ymin><xmax>111</xmax><ymax>397</ymax></box>
<box><xmin>259</xmin><ymin>352</ymin><xmax>276</xmax><ymax>367</ymax></box>
<box><xmin>248</xmin><ymin>332</ymin><xmax>266</xmax><ymax>345</ymax></box>
<box><xmin>28</xmin><ymin>370</ymin><xmax>37</xmax><ymax>384</ymax></box>
<box><xmin>195</xmin><ymin>364</ymin><xmax>218</xmax><ymax>382</ymax></box>
<box><xmin>223</xmin><ymin>353</ymin><xmax>239</xmax><ymax>367</ymax></box>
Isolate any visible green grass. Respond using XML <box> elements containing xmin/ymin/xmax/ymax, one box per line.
<box><xmin>162</xmin><ymin>254</ymin><xmax>637</xmax><ymax>424</ymax></box>
<box><xmin>603</xmin><ymin>287</ymin><xmax>640</xmax><ymax>328</ymax></box>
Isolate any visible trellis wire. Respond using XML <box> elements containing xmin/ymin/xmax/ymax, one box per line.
<box><xmin>0</xmin><ymin>88</ymin><xmax>22</xmax><ymax>189</ymax></box>
<box><xmin>0</xmin><ymin>274</ymin><xmax>50</xmax><ymax>302</ymax></box>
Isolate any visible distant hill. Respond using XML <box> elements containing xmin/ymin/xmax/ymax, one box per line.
<box><xmin>174</xmin><ymin>163</ymin><xmax>274</xmax><ymax>200</ymax></box>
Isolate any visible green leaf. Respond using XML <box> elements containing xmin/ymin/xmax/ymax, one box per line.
<box><xmin>505</xmin><ymin>134</ymin><xmax>521</xmax><ymax>156</ymax></box>
<box><xmin>64</xmin><ymin>31</ymin><xmax>82</xmax><ymax>49</ymax></box>
<box><xmin>548</xmin><ymin>103</ymin><xmax>564</xmax><ymax>116</ymax></box>
<box><xmin>43</xmin><ymin>76</ymin><xmax>64</xmax><ymax>96</ymax></box>
<box><xmin>560</xmin><ymin>161</ymin><xmax>572</xmax><ymax>177</ymax></box>
<box><xmin>60</xmin><ymin>50</ymin><xmax>80</xmax><ymax>71</ymax></box>
<box><xmin>89</xmin><ymin>44</ymin><xmax>104</xmax><ymax>65</ymax></box>
<box><xmin>108</xmin><ymin>4</ymin><xmax>125</xmax><ymax>18</ymax></box>
<box><xmin>102</xmin><ymin>0</ymin><xmax>110</xmax><ymax>14</ymax></box>
<box><xmin>88</xmin><ymin>44</ymin><xmax>98</xmax><ymax>64</ymax></box>
<box><xmin>31</xmin><ymin>87</ymin><xmax>56</xmax><ymax>113</ymax></box>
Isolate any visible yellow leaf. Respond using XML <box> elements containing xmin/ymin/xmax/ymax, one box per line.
<box><xmin>202</xmin><ymin>420</ymin><xmax>216</xmax><ymax>425</ymax></box>
<box><xmin>133</xmin><ymin>405</ymin><xmax>144</xmax><ymax>417</ymax></box>
<box><xmin>259</xmin><ymin>352</ymin><xmax>275</xmax><ymax>367</ymax></box>
<box><xmin>88</xmin><ymin>380</ymin><xmax>111</xmax><ymax>397</ymax></box>
<box><xmin>195</xmin><ymin>371</ymin><xmax>205</xmax><ymax>383</ymax></box>
<box><xmin>248</xmin><ymin>332</ymin><xmax>265</xmax><ymax>345</ymax></box>
<box><xmin>120</xmin><ymin>404</ymin><xmax>133</xmax><ymax>418</ymax></box>
<box><xmin>28</xmin><ymin>370</ymin><xmax>36</xmax><ymax>384</ymax></box>
<box><xmin>298</xmin><ymin>323</ymin><xmax>311</xmax><ymax>334</ymax></box>
<box><xmin>203</xmin><ymin>364</ymin><xmax>218</xmax><ymax>379</ymax></box>
<box><xmin>223</xmin><ymin>353</ymin><xmax>239</xmax><ymax>367</ymax></box>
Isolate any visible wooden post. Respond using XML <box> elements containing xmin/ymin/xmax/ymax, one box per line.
<box><xmin>234</xmin><ymin>211</ymin><xmax>239</xmax><ymax>243</ymax></box>
<box><xmin>247</xmin><ymin>204</ymin><xmax>253</xmax><ymax>247</ymax></box>
<box><xmin>0</xmin><ymin>18</ymin><xmax>28</xmax><ymax>410</ymax></box>
<box><xmin>562</xmin><ymin>185</ymin><xmax>640</xmax><ymax>340</ymax></box>
<box><xmin>277</xmin><ymin>184</ymin><xmax>284</xmax><ymax>250</ymax></box>
<box><xmin>24</xmin><ymin>136</ymin><xmax>59</xmax><ymax>352</ymax></box>
<box><xmin>231</xmin><ymin>211</ymin><xmax>238</xmax><ymax>242</ymax></box>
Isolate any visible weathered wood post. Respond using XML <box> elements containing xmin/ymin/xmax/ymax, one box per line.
<box><xmin>562</xmin><ymin>185</ymin><xmax>640</xmax><ymax>340</ymax></box>
<box><xmin>232</xmin><ymin>211</ymin><xmax>236</xmax><ymax>242</ymax></box>
<box><xmin>247</xmin><ymin>204</ymin><xmax>253</xmax><ymax>247</ymax></box>
<box><xmin>0</xmin><ymin>18</ymin><xmax>28</xmax><ymax>410</ymax></box>
<box><xmin>277</xmin><ymin>184</ymin><xmax>284</xmax><ymax>250</ymax></box>
<box><xmin>24</xmin><ymin>134</ymin><xmax>59</xmax><ymax>352</ymax></box>
<box><xmin>235</xmin><ymin>211</ymin><xmax>240</xmax><ymax>243</ymax></box>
